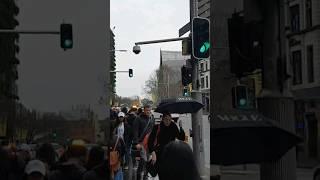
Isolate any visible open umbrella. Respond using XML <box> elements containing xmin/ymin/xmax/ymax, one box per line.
<box><xmin>211</xmin><ymin>110</ymin><xmax>302</xmax><ymax>166</ymax></box>
<box><xmin>154</xmin><ymin>97</ymin><xmax>204</xmax><ymax>114</ymax></box>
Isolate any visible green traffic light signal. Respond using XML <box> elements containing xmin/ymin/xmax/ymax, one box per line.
<box><xmin>192</xmin><ymin>17</ymin><xmax>210</xmax><ymax>59</ymax></box>
<box><xmin>200</xmin><ymin>42</ymin><xmax>210</xmax><ymax>53</ymax></box>
<box><xmin>232</xmin><ymin>85</ymin><xmax>249</xmax><ymax>109</ymax></box>
<box><xmin>239</xmin><ymin>98</ymin><xmax>247</xmax><ymax>106</ymax></box>
<box><xmin>129</xmin><ymin>69</ymin><xmax>133</xmax><ymax>77</ymax></box>
<box><xmin>60</xmin><ymin>23</ymin><xmax>73</xmax><ymax>49</ymax></box>
<box><xmin>183</xmin><ymin>88</ymin><xmax>189</xmax><ymax>97</ymax></box>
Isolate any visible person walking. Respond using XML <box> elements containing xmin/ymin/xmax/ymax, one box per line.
<box><xmin>147</xmin><ymin>112</ymin><xmax>185</xmax><ymax>177</ymax></box>
<box><xmin>112</xmin><ymin>112</ymin><xmax>129</xmax><ymax>169</ymax></box>
<box><xmin>48</xmin><ymin>144</ymin><xmax>87</xmax><ymax>180</ymax></box>
<box><xmin>158</xmin><ymin>140</ymin><xmax>200</xmax><ymax>180</ymax></box>
<box><xmin>132</xmin><ymin>105</ymin><xmax>154</xmax><ymax>180</ymax></box>
<box><xmin>83</xmin><ymin>146</ymin><xmax>110</xmax><ymax>180</ymax></box>
<box><xmin>23</xmin><ymin>160</ymin><xmax>47</xmax><ymax>180</ymax></box>
<box><xmin>36</xmin><ymin>143</ymin><xmax>57</xmax><ymax>173</ymax></box>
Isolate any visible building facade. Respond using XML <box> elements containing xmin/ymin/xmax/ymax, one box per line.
<box><xmin>284</xmin><ymin>0</ymin><xmax>320</xmax><ymax>165</ymax></box>
<box><xmin>0</xmin><ymin>1</ymin><xmax>20</xmax><ymax>139</ymax></box>
<box><xmin>158</xmin><ymin>50</ymin><xmax>189</xmax><ymax>102</ymax></box>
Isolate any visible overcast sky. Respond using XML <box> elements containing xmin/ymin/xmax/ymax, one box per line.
<box><xmin>16</xmin><ymin>0</ymin><xmax>189</xmax><ymax>116</ymax></box>
<box><xmin>111</xmin><ymin>0</ymin><xmax>189</xmax><ymax>97</ymax></box>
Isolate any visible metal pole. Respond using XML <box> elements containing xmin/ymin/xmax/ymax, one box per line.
<box><xmin>190</xmin><ymin>0</ymin><xmax>205</xmax><ymax>178</ymax></box>
<box><xmin>167</xmin><ymin>73</ymin><xmax>170</xmax><ymax>98</ymax></box>
<box><xmin>135</xmin><ymin>37</ymin><xmax>189</xmax><ymax>45</ymax></box>
<box><xmin>0</xmin><ymin>29</ymin><xmax>60</xmax><ymax>34</ymax></box>
<box><xmin>110</xmin><ymin>71</ymin><xmax>129</xmax><ymax>73</ymax></box>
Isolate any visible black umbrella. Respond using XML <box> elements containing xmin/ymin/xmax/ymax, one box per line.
<box><xmin>154</xmin><ymin>97</ymin><xmax>204</xmax><ymax>114</ymax></box>
<box><xmin>211</xmin><ymin>110</ymin><xmax>302</xmax><ymax>166</ymax></box>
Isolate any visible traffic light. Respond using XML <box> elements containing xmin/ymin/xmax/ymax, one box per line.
<box><xmin>182</xmin><ymin>38</ymin><xmax>191</xmax><ymax>55</ymax></box>
<box><xmin>52</xmin><ymin>131</ymin><xmax>57</xmax><ymax>140</ymax></box>
<box><xmin>232</xmin><ymin>85</ymin><xmax>249</xmax><ymax>109</ymax></box>
<box><xmin>192</xmin><ymin>17</ymin><xmax>210</xmax><ymax>59</ymax></box>
<box><xmin>60</xmin><ymin>23</ymin><xmax>73</xmax><ymax>50</ymax></box>
<box><xmin>181</xmin><ymin>65</ymin><xmax>192</xmax><ymax>86</ymax></box>
<box><xmin>228</xmin><ymin>13</ymin><xmax>262</xmax><ymax>77</ymax></box>
<box><xmin>129</xmin><ymin>69</ymin><xmax>133</xmax><ymax>77</ymax></box>
<box><xmin>183</xmin><ymin>87</ymin><xmax>189</xmax><ymax>97</ymax></box>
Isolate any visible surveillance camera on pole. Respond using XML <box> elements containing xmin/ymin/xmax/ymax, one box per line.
<box><xmin>133</xmin><ymin>45</ymin><xmax>141</xmax><ymax>54</ymax></box>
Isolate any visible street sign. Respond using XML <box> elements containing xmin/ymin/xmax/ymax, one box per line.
<box><xmin>179</xmin><ymin>22</ymin><xmax>190</xmax><ymax>37</ymax></box>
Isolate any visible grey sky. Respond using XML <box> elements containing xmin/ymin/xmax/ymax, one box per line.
<box><xmin>16</xmin><ymin>0</ymin><xmax>189</xmax><ymax>117</ymax></box>
<box><xmin>17</xmin><ymin>0</ymin><xmax>108</xmax><ymax>118</ymax></box>
<box><xmin>110</xmin><ymin>0</ymin><xmax>189</xmax><ymax>97</ymax></box>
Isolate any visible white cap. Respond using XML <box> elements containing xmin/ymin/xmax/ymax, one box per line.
<box><xmin>25</xmin><ymin>160</ymin><xmax>46</xmax><ymax>176</ymax></box>
<box><xmin>118</xmin><ymin>112</ymin><xmax>125</xmax><ymax>117</ymax></box>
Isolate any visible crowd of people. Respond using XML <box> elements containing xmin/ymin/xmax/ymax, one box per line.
<box><xmin>0</xmin><ymin>105</ymin><xmax>200</xmax><ymax>180</ymax></box>
<box><xmin>109</xmin><ymin>105</ymin><xmax>199</xmax><ymax>180</ymax></box>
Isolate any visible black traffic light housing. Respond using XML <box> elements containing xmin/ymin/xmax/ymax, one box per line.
<box><xmin>192</xmin><ymin>17</ymin><xmax>210</xmax><ymax>59</ymax></box>
<box><xmin>181</xmin><ymin>65</ymin><xmax>192</xmax><ymax>86</ymax></box>
<box><xmin>228</xmin><ymin>13</ymin><xmax>263</xmax><ymax>77</ymax></box>
<box><xmin>232</xmin><ymin>85</ymin><xmax>249</xmax><ymax>109</ymax></box>
<box><xmin>129</xmin><ymin>69</ymin><xmax>133</xmax><ymax>77</ymax></box>
<box><xmin>60</xmin><ymin>23</ymin><xmax>73</xmax><ymax>50</ymax></box>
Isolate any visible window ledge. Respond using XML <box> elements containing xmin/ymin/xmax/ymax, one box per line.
<box><xmin>286</xmin><ymin>24</ymin><xmax>320</xmax><ymax>38</ymax></box>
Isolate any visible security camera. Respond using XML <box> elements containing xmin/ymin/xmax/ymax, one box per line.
<box><xmin>133</xmin><ymin>45</ymin><xmax>141</xmax><ymax>54</ymax></box>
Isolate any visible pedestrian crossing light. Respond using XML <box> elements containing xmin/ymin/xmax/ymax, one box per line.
<box><xmin>192</xmin><ymin>17</ymin><xmax>210</xmax><ymax>59</ymax></box>
<box><xmin>232</xmin><ymin>85</ymin><xmax>249</xmax><ymax>109</ymax></box>
<box><xmin>183</xmin><ymin>87</ymin><xmax>189</xmax><ymax>97</ymax></box>
<box><xmin>60</xmin><ymin>23</ymin><xmax>73</xmax><ymax>50</ymax></box>
<box><xmin>129</xmin><ymin>69</ymin><xmax>133</xmax><ymax>77</ymax></box>
<box><xmin>52</xmin><ymin>132</ymin><xmax>57</xmax><ymax>139</ymax></box>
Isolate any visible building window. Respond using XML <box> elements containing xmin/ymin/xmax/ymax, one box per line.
<box><xmin>200</xmin><ymin>63</ymin><xmax>204</xmax><ymax>72</ymax></box>
<box><xmin>306</xmin><ymin>0</ymin><xmax>312</xmax><ymax>28</ymax></box>
<box><xmin>290</xmin><ymin>5</ymin><xmax>300</xmax><ymax>32</ymax></box>
<box><xmin>201</xmin><ymin>77</ymin><xmax>205</xmax><ymax>89</ymax></box>
<box><xmin>205</xmin><ymin>62</ymin><xmax>208</xmax><ymax>71</ymax></box>
<box><xmin>292</xmin><ymin>50</ymin><xmax>302</xmax><ymax>85</ymax></box>
<box><xmin>307</xmin><ymin>45</ymin><xmax>314</xmax><ymax>83</ymax></box>
<box><xmin>206</xmin><ymin>76</ymin><xmax>209</xmax><ymax>88</ymax></box>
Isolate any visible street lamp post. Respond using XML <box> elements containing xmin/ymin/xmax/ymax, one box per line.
<box><xmin>109</xmin><ymin>49</ymin><xmax>128</xmax><ymax>52</ymax></box>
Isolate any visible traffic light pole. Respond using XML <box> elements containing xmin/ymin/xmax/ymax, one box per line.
<box><xmin>189</xmin><ymin>0</ymin><xmax>206</xmax><ymax>179</ymax></box>
<box><xmin>109</xmin><ymin>71</ymin><xmax>129</xmax><ymax>73</ymax></box>
<box><xmin>135</xmin><ymin>37</ymin><xmax>189</xmax><ymax>45</ymax></box>
<box><xmin>0</xmin><ymin>29</ymin><xmax>60</xmax><ymax>34</ymax></box>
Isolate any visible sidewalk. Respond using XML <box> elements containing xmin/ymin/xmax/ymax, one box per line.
<box><xmin>219</xmin><ymin>165</ymin><xmax>314</xmax><ymax>180</ymax></box>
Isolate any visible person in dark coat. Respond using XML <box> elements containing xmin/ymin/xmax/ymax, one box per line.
<box><xmin>36</xmin><ymin>143</ymin><xmax>57</xmax><ymax>173</ymax></box>
<box><xmin>158</xmin><ymin>140</ymin><xmax>200</xmax><ymax>180</ymax></box>
<box><xmin>147</xmin><ymin>112</ymin><xmax>185</xmax><ymax>176</ymax></box>
<box><xmin>48</xmin><ymin>145</ymin><xmax>87</xmax><ymax>180</ymax></box>
<box><xmin>132</xmin><ymin>105</ymin><xmax>155</xmax><ymax>180</ymax></box>
<box><xmin>83</xmin><ymin>146</ymin><xmax>110</xmax><ymax>180</ymax></box>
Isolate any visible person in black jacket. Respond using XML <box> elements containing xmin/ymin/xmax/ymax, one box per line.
<box><xmin>132</xmin><ymin>105</ymin><xmax>154</xmax><ymax>180</ymax></box>
<box><xmin>147</xmin><ymin>112</ymin><xmax>185</xmax><ymax>176</ymax></box>
<box><xmin>158</xmin><ymin>140</ymin><xmax>200</xmax><ymax>180</ymax></box>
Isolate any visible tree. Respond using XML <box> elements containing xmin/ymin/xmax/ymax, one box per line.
<box><xmin>143</xmin><ymin>70</ymin><xmax>159</xmax><ymax>103</ymax></box>
<box><xmin>141</xmin><ymin>98</ymin><xmax>153</xmax><ymax>107</ymax></box>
